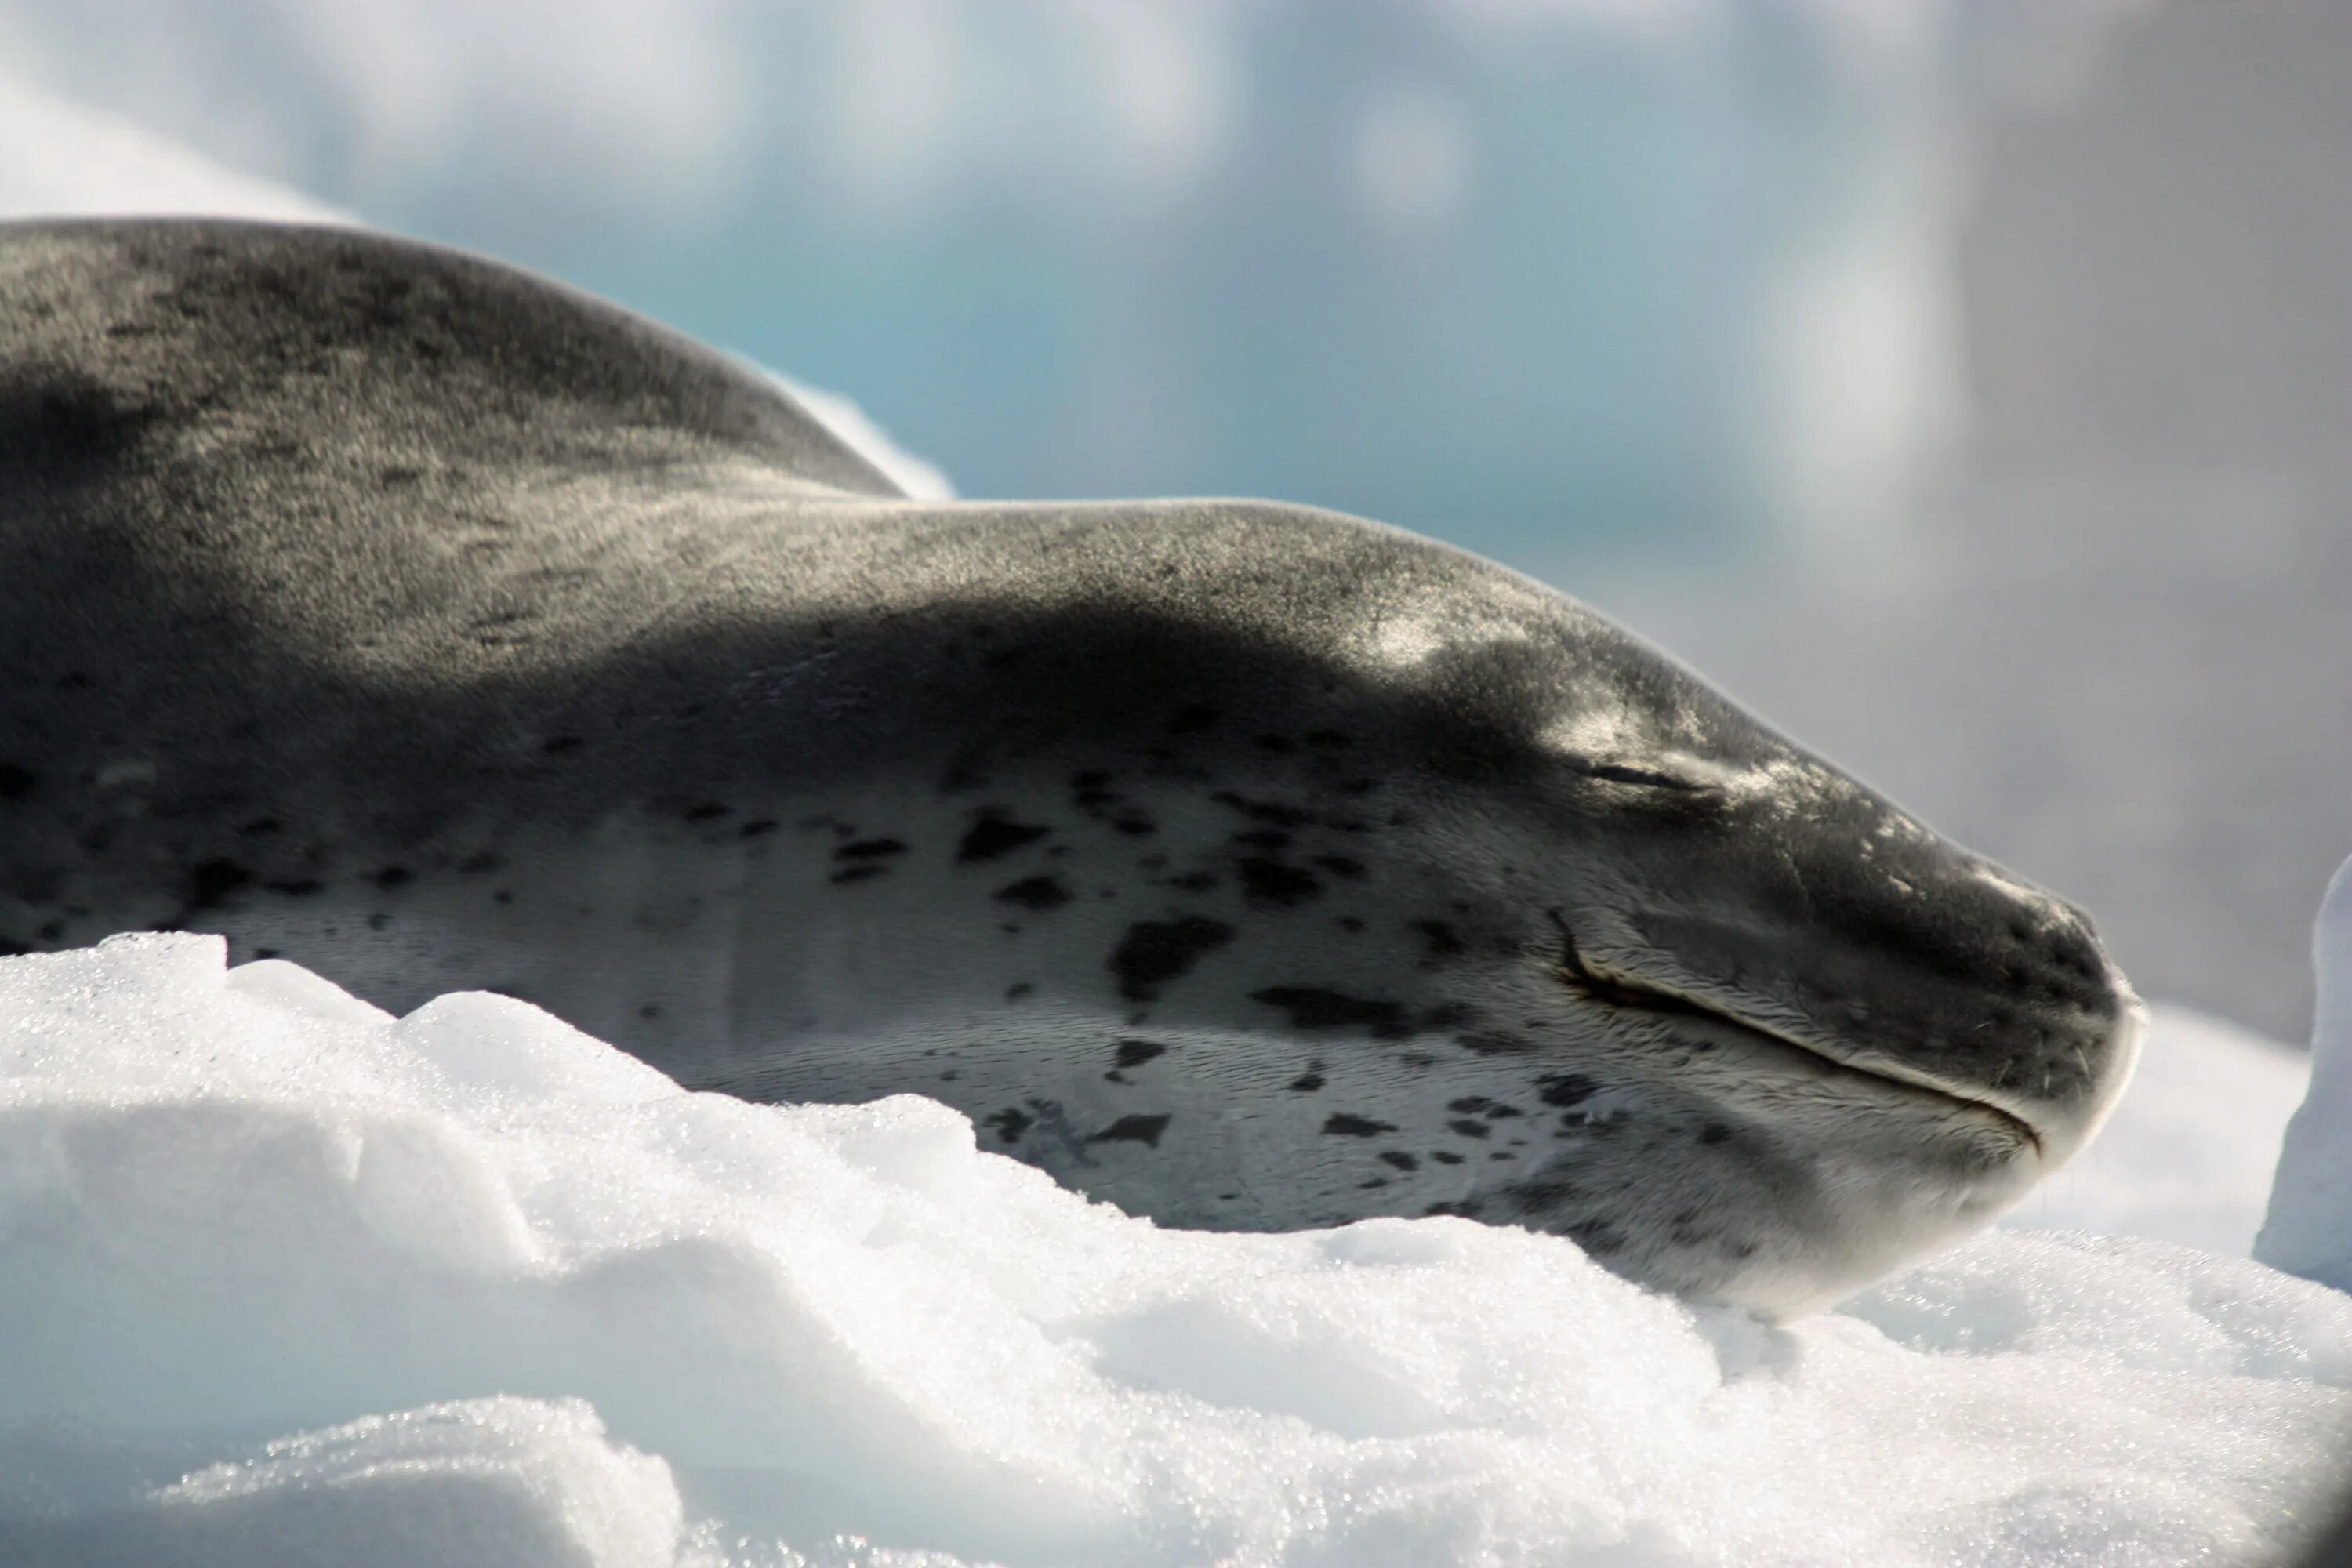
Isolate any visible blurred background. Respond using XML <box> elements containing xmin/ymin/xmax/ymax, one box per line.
<box><xmin>2</xmin><ymin>0</ymin><xmax>2345</xmax><ymax>1042</ymax></box>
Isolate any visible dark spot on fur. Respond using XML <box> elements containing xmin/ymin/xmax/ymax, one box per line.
<box><xmin>459</xmin><ymin>851</ymin><xmax>503</xmax><ymax>875</ymax></box>
<box><xmin>1311</xmin><ymin>855</ymin><xmax>1364</xmax><ymax>879</ymax></box>
<box><xmin>541</xmin><ymin>735</ymin><xmax>584</xmax><ymax>756</ymax></box>
<box><xmin>1538</xmin><ymin>1074</ymin><xmax>1599</xmax><ymax>1108</ymax></box>
<box><xmin>960</xmin><ymin>811</ymin><xmax>1051</xmax><ymax>862</ymax></box>
<box><xmin>0</xmin><ymin>764</ymin><xmax>38</xmax><ymax>801</ymax></box>
<box><xmin>1112</xmin><ymin>814</ymin><xmax>1156</xmax><ymax>837</ymax></box>
<box><xmin>739</xmin><ymin>818</ymin><xmax>779</xmax><ymax>838</ymax></box>
<box><xmin>1337</xmin><ymin>916</ymin><xmax>1364</xmax><ymax>933</ymax></box>
<box><xmin>188</xmin><ymin>859</ymin><xmax>251</xmax><ymax>911</ymax></box>
<box><xmin>1252</xmin><ymin>734</ymin><xmax>1295</xmax><ymax>754</ymax></box>
<box><xmin>995</xmin><ymin>875</ymin><xmax>1072</xmax><ymax>910</ymax></box>
<box><xmin>1232</xmin><ymin>828</ymin><xmax>1290</xmax><ymax>851</ymax></box>
<box><xmin>1110</xmin><ymin>916</ymin><xmax>1235</xmax><ymax>1001</ymax></box>
<box><xmin>639</xmin><ymin>1004</ymin><xmax>664</xmax><ymax>1019</ymax></box>
<box><xmin>1287</xmin><ymin>1073</ymin><xmax>1326</xmax><ymax>1092</ymax></box>
<box><xmin>1323</xmin><ymin>1114</ymin><xmax>1397</xmax><ymax>1138</ymax></box>
<box><xmin>1113</xmin><ymin>1040</ymin><xmax>1167</xmax><ymax>1069</ymax></box>
<box><xmin>1211</xmin><ymin>791</ymin><xmax>1311</xmax><ymax>829</ymax></box>
<box><xmin>1091</xmin><ymin>1113</ymin><xmax>1171</xmax><ymax>1148</ymax></box>
<box><xmin>830</xmin><ymin>865</ymin><xmax>886</xmax><ymax>884</ymax></box>
<box><xmin>1700</xmin><ymin>1123</ymin><xmax>1733</xmax><ymax>1145</ymax></box>
<box><xmin>36</xmin><ymin>920</ymin><xmax>64</xmax><ymax>942</ymax></box>
<box><xmin>1168</xmin><ymin>872</ymin><xmax>1218</xmax><ymax>893</ymax></box>
<box><xmin>1379</xmin><ymin>1151</ymin><xmax>1420</xmax><ymax>1171</ymax></box>
<box><xmin>1250</xmin><ymin>987</ymin><xmax>1406</xmax><ymax>1036</ymax></box>
<box><xmin>239</xmin><ymin>817</ymin><xmax>281</xmax><ymax>836</ymax></box>
<box><xmin>370</xmin><ymin>866</ymin><xmax>412</xmax><ymax>890</ymax></box>
<box><xmin>1005</xmin><ymin>982</ymin><xmax>1034</xmax><ymax>1001</ymax></box>
<box><xmin>684</xmin><ymin>802</ymin><xmax>730</xmax><ymax>822</ymax></box>
<box><xmin>1447</xmin><ymin>1096</ymin><xmax>1491</xmax><ymax>1113</ymax></box>
<box><xmin>1448</xmin><ymin>1119</ymin><xmax>1490</xmax><ymax>1139</ymax></box>
<box><xmin>264</xmin><ymin>878</ymin><xmax>324</xmax><ymax>897</ymax></box>
<box><xmin>985</xmin><ymin>1107</ymin><xmax>1033</xmax><ymax>1145</ymax></box>
<box><xmin>836</xmin><ymin>838</ymin><xmax>908</xmax><ymax>861</ymax></box>
<box><xmin>1456</xmin><ymin>1033</ymin><xmax>1529</xmax><ymax>1055</ymax></box>
<box><xmin>1166</xmin><ymin>704</ymin><xmax>1222</xmax><ymax>734</ymax></box>
<box><xmin>1239</xmin><ymin>858</ymin><xmax>1321</xmax><ymax>906</ymax></box>
<box><xmin>1430</xmin><ymin>1151</ymin><xmax>1464</xmax><ymax>1166</ymax></box>
<box><xmin>1508</xmin><ymin>1176</ymin><xmax>1582</xmax><ymax>1213</ymax></box>
<box><xmin>2</xmin><ymin>383</ymin><xmax>160</xmax><ymax>481</ymax></box>
<box><xmin>252</xmin><ymin>947</ymin><xmax>279</xmax><ymax>960</ymax></box>
<box><xmin>1414</xmin><ymin>920</ymin><xmax>1464</xmax><ymax>959</ymax></box>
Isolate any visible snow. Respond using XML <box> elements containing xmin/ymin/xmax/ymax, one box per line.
<box><xmin>3</xmin><ymin>934</ymin><xmax>2351</xmax><ymax>1567</ymax></box>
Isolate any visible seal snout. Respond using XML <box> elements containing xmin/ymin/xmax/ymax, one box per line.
<box><xmin>1600</xmin><ymin>811</ymin><xmax>2139</xmax><ymax>1165</ymax></box>
<box><xmin>1795</xmin><ymin>852</ymin><xmax>2141</xmax><ymax>1162</ymax></box>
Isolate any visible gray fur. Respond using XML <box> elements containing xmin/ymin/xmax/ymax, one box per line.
<box><xmin>0</xmin><ymin>219</ymin><xmax>2140</xmax><ymax>1315</ymax></box>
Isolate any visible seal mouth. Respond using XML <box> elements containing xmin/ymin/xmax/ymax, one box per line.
<box><xmin>1544</xmin><ymin>912</ymin><xmax>2045</xmax><ymax>1156</ymax></box>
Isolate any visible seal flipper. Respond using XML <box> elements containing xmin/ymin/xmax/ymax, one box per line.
<box><xmin>0</xmin><ymin>216</ymin><xmax>902</xmax><ymax>502</ymax></box>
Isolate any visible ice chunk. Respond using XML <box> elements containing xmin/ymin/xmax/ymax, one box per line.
<box><xmin>2259</xmin><ymin>855</ymin><xmax>2352</xmax><ymax>1290</ymax></box>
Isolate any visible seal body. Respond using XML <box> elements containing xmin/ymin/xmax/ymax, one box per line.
<box><xmin>0</xmin><ymin>220</ymin><xmax>2141</xmax><ymax>1314</ymax></box>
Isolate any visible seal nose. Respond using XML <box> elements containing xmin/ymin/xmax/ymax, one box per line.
<box><xmin>1968</xmin><ymin>886</ymin><xmax>2143</xmax><ymax>1158</ymax></box>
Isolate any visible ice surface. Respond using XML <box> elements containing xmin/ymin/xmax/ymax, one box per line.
<box><xmin>2</xmin><ymin>935</ymin><xmax>2350</xmax><ymax>1567</ymax></box>
<box><xmin>2262</xmin><ymin>855</ymin><xmax>2352</xmax><ymax>1292</ymax></box>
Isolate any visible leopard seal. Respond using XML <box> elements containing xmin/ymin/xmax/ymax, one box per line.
<box><xmin>0</xmin><ymin>218</ymin><xmax>2142</xmax><ymax>1315</ymax></box>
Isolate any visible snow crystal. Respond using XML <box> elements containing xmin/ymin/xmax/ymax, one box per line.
<box><xmin>2</xmin><ymin>935</ymin><xmax>2349</xmax><ymax>1566</ymax></box>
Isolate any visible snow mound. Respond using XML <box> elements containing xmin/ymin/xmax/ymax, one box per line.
<box><xmin>3</xmin><ymin>935</ymin><xmax>2350</xmax><ymax>1566</ymax></box>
